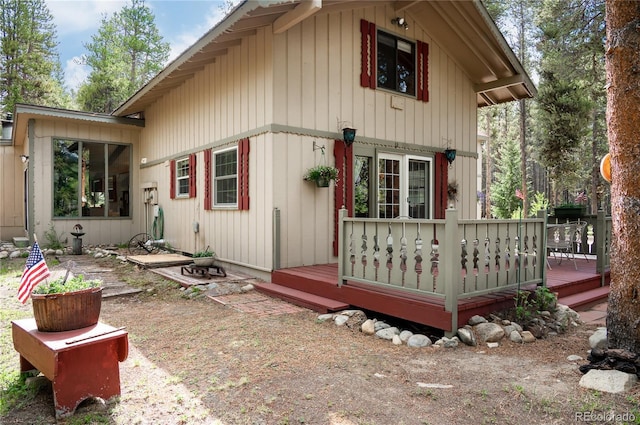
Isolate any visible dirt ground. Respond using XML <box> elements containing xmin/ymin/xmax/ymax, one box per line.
<box><xmin>1</xmin><ymin>253</ymin><xmax>639</xmax><ymax>425</ymax></box>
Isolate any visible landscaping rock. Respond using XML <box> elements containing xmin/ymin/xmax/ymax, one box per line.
<box><xmin>334</xmin><ymin>314</ymin><xmax>349</xmax><ymax>326</ymax></box>
<box><xmin>579</xmin><ymin>369</ymin><xmax>638</xmax><ymax>394</ymax></box>
<box><xmin>407</xmin><ymin>334</ymin><xmax>432</xmax><ymax>348</ymax></box>
<box><xmin>361</xmin><ymin>319</ymin><xmax>376</xmax><ymax>335</ymax></box>
<box><xmin>375</xmin><ymin>327</ymin><xmax>400</xmax><ymax>340</ymax></box>
<box><xmin>509</xmin><ymin>330</ymin><xmax>523</xmax><ymax>343</ymax></box>
<box><xmin>589</xmin><ymin>327</ymin><xmax>608</xmax><ymax>350</ymax></box>
<box><xmin>468</xmin><ymin>315</ymin><xmax>487</xmax><ymax>326</ymax></box>
<box><xmin>317</xmin><ymin>314</ymin><xmax>333</xmax><ymax>322</ymax></box>
<box><xmin>521</xmin><ymin>331</ymin><xmax>536</xmax><ymax>343</ymax></box>
<box><xmin>457</xmin><ymin>327</ymin><xmax>476</xmax><ymax>346</ymax></box>
<box><xmin>474</xmin><ymin>322</ymin><xmax>504</xmax><ymax>343</ymax></box>
<box><xmin>399</xmin><ymin>330</ymin><xmax>413</xmax><ymax>343</ymax></box>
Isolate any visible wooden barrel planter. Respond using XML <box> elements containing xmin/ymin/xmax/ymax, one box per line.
<box><xmin>31</xmin><ymin>287</ymin><xmax>103</xmax><ymax>332</ymax></box>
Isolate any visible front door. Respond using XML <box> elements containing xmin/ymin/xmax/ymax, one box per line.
<box><xmin>377</xmin><ymin>153</ymin><xmax>432</xmax><ymax>219</ymax></box>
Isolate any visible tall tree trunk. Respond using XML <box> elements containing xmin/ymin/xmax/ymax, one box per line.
<box><xmin>605</xmin><ymin>0</ymin><xmax>640</xmax><ymax>353</ymax></box>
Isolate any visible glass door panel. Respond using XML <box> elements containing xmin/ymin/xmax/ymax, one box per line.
<box><xmin>378</xmin><ymin>155</ymin><xmax>401</xmax><ymax>218</ymax></box>
<box><xmin>408</xmin><ymin>159</ymin><xmax>429</xmax><ymax>218</ymax></box>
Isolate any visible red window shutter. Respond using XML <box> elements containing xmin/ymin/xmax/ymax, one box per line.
<box><xmin>332</xmin><ymin>141</ymin><xmax>354</xmax><ymax>256</ymax></box>
<box><xmin>434</xmin><ymin>152</ymin><xmax>448</xmax><ymax>219</ymax></box>
<box><xmin>170</xmin><ymin>159</ymin><xmax>176</xmax><ymax>199</ymax></box>
<box><xmin>188</xmin><ymin>153</ymin><xmax>197</xmax><ymax>198</ymax></box>
<box><xmin>417</xmin><ymin>40</ymin><xmax>429</xmax><ymax>102</ymax></box>
<box><xmin>360</xmin><ymin>20</ymin><xmax>376</xmax><ymax>89</ymax></box>
<box><xmin>238</xmin><ymin>138</ymin><xmax>250</xmax><ymax>210</ymax></box>
<box><xmin>204</xmin><ymin>149</ymin><xmax>212</xmax><ymax>210</ymax></box>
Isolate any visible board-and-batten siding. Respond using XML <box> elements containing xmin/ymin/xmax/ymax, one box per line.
<box><xmin>138</xmin><ymin>27</ymin><xmax>274</xmax><ymax>272</ymax></box>
<box><xmin>29</xmin><ymin>120</ymin><xmax>140</xmax><ymax>246</ymax></box>
<box><xmin>0</xmin><ymin>145</ymin><xmax>25</xmax><ymax>239</ymax></box>
<box><xmin>270</xmin><ymin>6</ymin><xmax>479</xmax><ymax>266</ymax></box>
<box><xmin>138</xmin><ymin>5</ymin><xmax>481</xmax><ymax>271</ymax></box>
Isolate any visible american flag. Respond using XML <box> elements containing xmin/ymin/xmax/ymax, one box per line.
<box><xmin>17</xmin><ymin>242</ymin><xmax>50</xmax><ymax>304</ymax></box>
<box><xmin>575</xmin><ymin>191</ymin><xmax>587</xmax><ymax>203</ymax></box>
<box><xmin>515</xmin><ymin>188</ymin><xmax>525</xmax><ymax>200</ymax></box>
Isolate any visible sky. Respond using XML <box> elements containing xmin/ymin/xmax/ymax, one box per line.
<box><xmin>45</xmin><ymin>0</ymin><xmax>238</xmax><ymax>92</ymax></box>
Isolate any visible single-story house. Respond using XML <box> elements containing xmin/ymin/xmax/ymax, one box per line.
<box><xmin>2</xmin><ymin>0</ymin><xmax>535</xmax><ymax>284</ymax></box>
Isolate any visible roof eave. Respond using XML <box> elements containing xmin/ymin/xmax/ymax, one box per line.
<box><xmin>113</xmin><ymin>0</ymin><xmax>293</xmax><ymax>117</ymax></box>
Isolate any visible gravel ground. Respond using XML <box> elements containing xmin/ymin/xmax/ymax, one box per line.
<box><xmin>1</xmin><ymin>254</ymin><xmax>638</xmax><ymax>425</ymax></box>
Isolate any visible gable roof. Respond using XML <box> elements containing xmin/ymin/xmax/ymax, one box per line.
<box><xmin>113</xmin><ymin>0</ymin><xmax>535</xmax><ymax>117</ymax></box>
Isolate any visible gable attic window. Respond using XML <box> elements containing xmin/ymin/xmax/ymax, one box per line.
<box><xmin>360</xmin><ymin>19</ymin><xmax>429</xmax><ymax>102</ymax></box>
<box><xmin>377</xmin><ymin>31</ymin><xmax>415</xmax><ymax>95</ymax></box>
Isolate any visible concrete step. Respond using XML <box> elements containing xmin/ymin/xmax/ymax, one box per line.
<box><xmin>253</xmin><ymin>282</ymin><xmax>349</xmax><ymax>314</ymax></box>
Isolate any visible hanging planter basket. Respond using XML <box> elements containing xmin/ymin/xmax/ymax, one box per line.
<box><xmin>303</xmin><ymin>165</ymin><xmax>339</xmax><ymax>188</ymax></box>
<box><xmin>315</xmin><ymin>177</ymin><xmax>330</xmax><ymax>187</ymax></box>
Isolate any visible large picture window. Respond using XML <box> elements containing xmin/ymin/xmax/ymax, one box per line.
<box><xmin>214</xmin><ymin>148</ymin><xmax>238</xmax><ymax>206</ymax></box>
<box><xmin>53</xmin><ymin>139</ymin><xmax>131</xmax><ymax>218</ymax></box>
<box><xmin>377</xmin><ymin>30</ymin><xmax>415</xmax><ymax>95</ymax></box>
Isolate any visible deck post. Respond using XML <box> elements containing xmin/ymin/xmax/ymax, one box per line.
<box><xmin>337</xmin><ymin>208</ymin><xmax>346</xmax><ymax>287</ymax></box>
<box><xmin>444</xmin><ymin>208</ymin><xmax>458</xmax><ymax>337</ymax></box>
<box><xmin>273</xmin><ymin>208</ymin><xmax>280</xmax><ymax>271</ymax></box>
<box><xmin>538</xmin><ymin>209</ymin><xmax>548</xmax><ymax>287</ymax></box>
<box><xmin>596</xmin><ymin>209</ymin><xmax>607</xmax><ymax>280</ymax></box>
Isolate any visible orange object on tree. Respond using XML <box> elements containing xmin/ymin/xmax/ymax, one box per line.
<box><xmin>600</xmin><ymin>153</ymin><xmax>611</xmax><ymax>183</ymax></box>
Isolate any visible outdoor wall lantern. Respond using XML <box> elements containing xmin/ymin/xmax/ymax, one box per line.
<box><xmin>20</xmin><ymin>155</ymin><xmax>29</xmax><ymax>163</ymax></box>
<box><xmin>342</xmin><ymin>127</ymin><xmax>357</xmax><ymax>147</ymax></box>
<box><xmin>444</xmin><ymin>148</ymin><xmax>457</xmax><ymax>166</ymax></box>
<box><xmin>391</xmin><ymin>17</ymin><xmax>409</xmax><ymax>30</ymax></box>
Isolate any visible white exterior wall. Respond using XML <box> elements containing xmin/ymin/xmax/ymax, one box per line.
<box><xmin>136</xmin><ymin>4</ymin><xmax>481</xmax><ymax>272</ymax></box>
<box><xmin>271</xmin><ymin>6</ymin><xmax>479</xmax><ymax>267</ymax></box>
<box><xmin>30</xmin><ymin>119</ymin><xmax>141</xmax><ymax>246</ymax></box>
<box><xmin>138</xmin><ymin>27</ymin><xmax>275</xmax><ymax>272</ymax></box>
<box><xmin>0</xmin><ymin>144</ymin><xmax>26</xmax><ymax>240</ymax></box>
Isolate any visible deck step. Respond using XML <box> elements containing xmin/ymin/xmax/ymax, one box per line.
<box><xmin>558</xmin><ymin>285</ymin><xmax>609</xmax><ymax>310</ymax></box>
<box><xmin>254</xmin><ymin>282</ymin><xmax>349</xmax><ymax>314</ymax></box>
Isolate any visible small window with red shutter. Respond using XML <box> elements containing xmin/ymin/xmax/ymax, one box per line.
<box><xmin>170</xmin><ymin>153</ymin><xmax>196</xmax><ymax>199</ymax></box>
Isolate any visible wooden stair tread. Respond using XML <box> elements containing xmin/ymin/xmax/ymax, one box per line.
<box><xmin>558</xmin><ymin>286</ymin><xmax>609</xmax><ymax>309</ymax></box>
<box><xmin>254</xmin><ymin>282</ymin><xmax>349</xmax><ymax>313</ymax></box>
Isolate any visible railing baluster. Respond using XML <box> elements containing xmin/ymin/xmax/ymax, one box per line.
<box><xmin>361</xmin><ymin>225</ymin><xmax>368</xmax><ymax>279</ymax></box>
<box><xmin>415</xmin><ymin>223</ymin><xmax>423</xmax><ymax>290</ymax></box>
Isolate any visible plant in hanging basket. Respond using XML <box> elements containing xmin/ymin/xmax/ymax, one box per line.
<box><xmin>303</xmin><ymin>165</ymin><xmax>339</xmax><ymax>187</ymax></box>
<box><xmin>31</xmin><ymin>275</ymin><xmax>103</xmax><ymax>332</ymax></box>
<box><xmin>192</xmin><ymin>248</ymin><xmax>216</xmax><ymax>266</ymax></box>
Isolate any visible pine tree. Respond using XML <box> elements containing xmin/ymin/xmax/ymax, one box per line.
<box><xmin>491</xmin><ymin>135</ymin><xmax>522</xmax><ymax>219</ymax></box>
<box><xmin>77</xmin><ymin>0</ymin><xmax>169</xmax><ymax>113</ymax></box>
<box><xmin>604</xmin><ymin>0</ymin><xmax>640</xmax><ymax>353</ymax></box>
<box><xmin>0</xmin><ymin>0</ymin><xmax>69</xmax><ymax>114</ymax></box>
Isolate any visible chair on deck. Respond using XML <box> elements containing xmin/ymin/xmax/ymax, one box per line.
<box><xmin>546</xmin><ymin>223</ymin><xmax>579</xmax><ymax>270</ymax></box>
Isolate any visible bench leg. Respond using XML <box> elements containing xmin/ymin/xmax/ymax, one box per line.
<box><xmin>52</xmin><ymin>338</ymin><xmax>124</xmax><ymax>418</ymax></box>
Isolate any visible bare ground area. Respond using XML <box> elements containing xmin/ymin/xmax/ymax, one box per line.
<box><xmin>1</xmin><ymin>253</ymin><xmax>639</xmax><ymax>425</ymax></box>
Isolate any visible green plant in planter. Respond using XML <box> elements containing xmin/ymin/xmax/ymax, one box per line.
<box><xmin>303</xmin><ymin>165</ymin><xmax>339</xmax><ymax>187</ymax></box>
<box><xmin>33</xmin><ymin>275</ymin><xmax>101</xmax><ymax>294</ymax></box>
<box><xmin>193</xmin><ymin>249</ymin><xmax>215</xmax><ymax>258</ymax></box>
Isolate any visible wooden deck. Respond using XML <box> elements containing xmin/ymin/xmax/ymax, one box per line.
<box><xmin>255</xmin><ymin>256</ymin><xmax>610</xmax><ymax>332</ymax></box>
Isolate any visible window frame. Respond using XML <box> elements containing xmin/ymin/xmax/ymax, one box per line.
<box><xmin>376</xmin><ymin>29</ymin><xmax>417</xmax><ymax>97</ymax></box>
<box><xmin>175</xmin><ymin>157</ymin><xmax>190</xmax><ymax>198</ymax></box>
<box><xmin>52</xmin><ymin>138</ymin><xmax>132</xmax><ymax>219</ymax></box>
<box><xmin>212</xmin><ymin>146</ymin><xmax>238</xmax><ymax>208</ymax></box>
<box><xmin>376</xmin><ymin>152</ymin><xmax>433</xmax><ymax>219</ymax></box>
